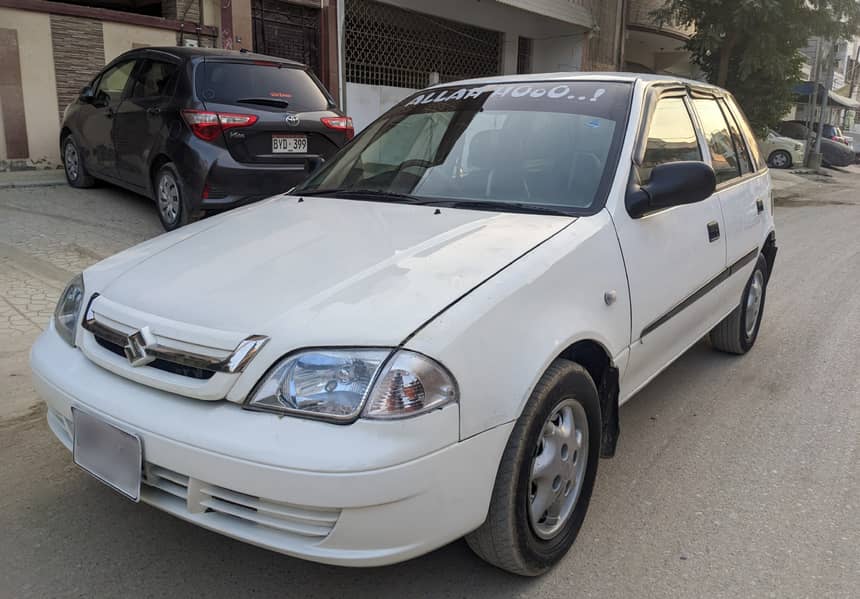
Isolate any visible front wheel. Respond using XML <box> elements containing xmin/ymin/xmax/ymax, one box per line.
<box><xmin>62</xmin><ymin>135</ymin><xmax>95</xmax><ymax>188</ymax></box>
<box><xmin>465</xmin><ymin>360</ymin><xmax>601</xmax><ymax>576</ymax></box>
<box><xmin>768</xmin><ymin>150</ymin><xmax>792</xmax><ymax>169</ymax></box>
<box><xmin>710</xmin><ymin>254</ymin><xmax>769</xmax><ymax>354</ymax></box>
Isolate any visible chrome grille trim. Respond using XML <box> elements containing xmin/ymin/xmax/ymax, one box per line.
<box><xmin>82</xmin><ymin>297</ymin><xmax>268</xmax><ymax>375</ymax></box>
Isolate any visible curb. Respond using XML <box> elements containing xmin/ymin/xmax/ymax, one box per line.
<box><xmin>0</xmin><ymin>180</ymin><xmax>67</xmax><ymax>190</ymax></box>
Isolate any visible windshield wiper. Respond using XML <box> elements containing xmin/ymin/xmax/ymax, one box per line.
<box><xmin>420</xmin><ymin>199</ymin><xmax>574</xmax><ymax>216</ymax></box>
<box><xmin>296</xmin><ymin>188</ymin><xmax>426</xmax><ymax>204</ymax></box>
<box><xmin>236</xmin><ymin>97</ymin><xmax>290</xmax><ymax>109</ymax></box>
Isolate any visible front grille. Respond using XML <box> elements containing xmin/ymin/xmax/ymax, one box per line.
<box><xmin>142</xmin><ymin>463</ymin><xmax>340</xmax><ymax>539</ymax></box>
<box><xmin>94</xmin><ymin>335</ymin><xmax>216</xmax><ymax>380</ymax></box>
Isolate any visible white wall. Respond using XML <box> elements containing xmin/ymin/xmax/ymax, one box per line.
<box><xmin>533</xmin><ymin>34</ymin><xmax>586</xmax><ymax>72</ymax></box>
<box><xmin>347</xmin><ymin>83</ymin><xmax>414</xmax><ymax>132</ymax></box>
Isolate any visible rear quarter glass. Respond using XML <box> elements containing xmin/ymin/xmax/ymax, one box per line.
<box><xmin>196</xmin><ymin>61</ymin><xmax>330</xmax><ymax>112</ymax></box>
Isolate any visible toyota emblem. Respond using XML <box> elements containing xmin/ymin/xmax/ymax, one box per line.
<box><xmin>285</xmin><ymin>113</ymin><xmax>300</xmax><ymax>127</ymax></box>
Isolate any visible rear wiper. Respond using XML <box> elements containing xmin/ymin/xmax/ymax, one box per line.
<box><xmin>421</xmin><ymin>199</ymin><xmax>574</xmax><ymax>216</ymax></box>
<box><xmin>236</xmin><ymin>97</ymin><xmax>290</xmax><ymax>109</ymax></box>
<box><xmin>296</xmin><ymin>189</ymin><xmax>426</xmax><ymax>204</ymax></box>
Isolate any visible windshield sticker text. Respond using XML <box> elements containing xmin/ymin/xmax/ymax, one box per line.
<box><xmin>405</xmin><ymin>85</ymin><xmax>608</xmax><ymax>107</ymax></box>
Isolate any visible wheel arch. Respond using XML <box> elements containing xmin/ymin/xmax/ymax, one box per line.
<box><xmin>761</xmin><ymin>230</ymin><xmax>777</xmax><ymax>283</ymax></box>
<box><xmin>59</xmin><ymin>126</ymin><xmax>72</xmax><ymax>146</ymax></box>
<box><xmin>556</xmin><ymin>339</ymin><xmax>620</xmax><ymax>458</ymax></box>
<box><xmin>149</xmin><ymin>153</ymin><xmax>173</xmax><ymax>197</ymax></box>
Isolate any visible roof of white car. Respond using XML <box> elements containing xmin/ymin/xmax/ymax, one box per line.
<box><xmin>434</xmin><ymin>72</ymin><xmax>723</xmax><ymax>92</ymax></box>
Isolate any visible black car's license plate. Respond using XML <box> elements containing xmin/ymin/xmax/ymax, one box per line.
<box><xmin>272</xmin><ymin>135</ymin><xmax>308</xmax><ymax>153</ymax></box>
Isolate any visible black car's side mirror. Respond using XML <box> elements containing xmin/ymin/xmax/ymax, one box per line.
<box><xmin>79</xmin><ymin>85</ymin><xmax>95</xmax><ymax>103</ymax></box>
<box><xmin>626</xmin><ymin>161</ymin><xmax>717</xmax><ymax>218</ymax></box>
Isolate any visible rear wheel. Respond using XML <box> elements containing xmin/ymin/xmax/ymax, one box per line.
<box><xmin>710</xmin><ymin>254</ymin><xmax>769</xmax><ymax>354</ymax></box>
<box><xmin>62</xmin><ymin>135</ymin><xmax>95</xmax><ymax>188</ymax></box>
<box><xmin>154</xmin><ymin>163</ymin><xmax>199</xmax><ymax>231</ymax></box>
<box><xmin>768</xmin><ymin>150</ymin><xmax>792</xmax><ymax>169</ymax></box>
<box><xmin>465</xmin><ymin>360</ymin><xmax>601</xmax><ymax>576</ymax></box>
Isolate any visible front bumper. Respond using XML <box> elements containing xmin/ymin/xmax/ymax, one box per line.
<box><xmin>30</xmin><ymin>327</ymin><xmax>511</xmax><ymax>567</ymax></box>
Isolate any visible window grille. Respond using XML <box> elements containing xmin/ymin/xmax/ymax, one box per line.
<box><xmin>344</xmin><ymin>0</ymin><xmax>503</xmax><ymax>89</ymax></box>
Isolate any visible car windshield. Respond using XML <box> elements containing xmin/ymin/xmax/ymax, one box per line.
<box><xmin>197</xmin><ymin>61</ymin><xmax>331</xmax><ymax>111</ymax></box>
<box><xmin>295</xmin><ymin>81</ymin><xmax>632</xmax><ymax>213</ymax></box>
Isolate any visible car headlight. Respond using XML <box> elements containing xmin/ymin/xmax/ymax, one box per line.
<box><xmin>795</xmin><ymin>143</ymin><xmax>803</xmax><ymax>151</ymax></box>
<box><xmin>54</xmin><ymin>274</ymin><xmax>85</xmax><ymax>347</ymax></box>
<box><xmin>245</xmin><ymin>349</ymin><xmax>458</xmax><ymax>422</ymax></box>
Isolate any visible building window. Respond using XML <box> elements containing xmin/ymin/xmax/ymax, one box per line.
<box><xmin>344</xmin><ymin>0</ymin><xmax>503</xmax><ymax>89</ymax></box>
<box><xmin>517</xmin><ymin>37</ymin><xmax>532</xmax><ymax>74</ymax></box>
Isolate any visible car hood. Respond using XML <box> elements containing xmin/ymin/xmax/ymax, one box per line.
<box><xmin>98</xmin><ymin>196</ymin><xmax>573</xmax><ymax>346</ymax></box>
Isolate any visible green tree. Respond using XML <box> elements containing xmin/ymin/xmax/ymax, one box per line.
<box><xmin>653</xmin><ymin>0</ymin><xmax>860</xmax><ymax>132</ymax></box>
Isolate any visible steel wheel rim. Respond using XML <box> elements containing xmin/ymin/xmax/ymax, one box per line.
<box><xmin>745</xmin><ymin>269</ymin><xmax>764</xmax><ymax>338</ymax></box>
<box><xmin>158</xmin><ymin>173</ymin><xmax>180</xmax><ymax>224</ymax></box>
<box><xmin>528</xmin><ymin>398</ymin><xmax>589</xmax><ymax>540</ymax></box>
<box><xmin>771</xmin><ymin>152</ymin><xmax>789</xmax><ymax>168</ymax></box>
<box><xmin>64</xmin><ymin>142</ymin><xmax>79</xmax><ymax>181</ymax></box>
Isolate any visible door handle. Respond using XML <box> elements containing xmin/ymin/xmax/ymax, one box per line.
<box><xmin>147</xmin><ymin>106</ymin><xmax>162</xmax><ymax>116</ymax></box>
<box><xmin>756</xmin><ymin>198</ymin><xmax>765</xmax><ymax>214</ymax></box>
<box><xmin>707</xmin><ymin>221</ymin><xmax>720</xmax><ymax>242</ymax></box>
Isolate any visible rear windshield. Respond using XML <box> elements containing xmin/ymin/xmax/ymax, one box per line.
<box><xmin>196</xmin><ymin>61</ymin><xmax>330</xmax><ymax>111</ymax></box>
<box><xmin>295</xmin><ymin>81</ymin><xmax>632</xmax><ymax>213</ymax></box>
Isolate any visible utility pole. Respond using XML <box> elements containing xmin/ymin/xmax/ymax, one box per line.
<box><xmin>806</xmin><ymin>38</ymin><xmax>824</xmax><ymax>168</ymax></box>
<box><xmin>813</xmin><ymin>40</ymin><xmax>836</xmax><ymax>170</ymax></box>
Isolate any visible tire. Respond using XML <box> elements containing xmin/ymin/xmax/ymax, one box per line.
<box><xmin>768</xmin><ymin>150</ymin><xmax>792</xmax><ymax>169</ymax></box>
<box><xmin>62</xmin><ymin>135</ymin><xmax>95</xmax><ymax>188</ymax></box>
<box><xmin>465</xmin><ymin>360</ymin><xmax>602</xmax><ymax>576</ymax></box>
<box><xmin>154</xmin><ymin>163</ymin><xmax>198</xmax><ymax>231</ymax></box>
<box><xmin>710</xmin><ymin>254</ymin><xmax>769</xmax><ymax>354</ymax></box>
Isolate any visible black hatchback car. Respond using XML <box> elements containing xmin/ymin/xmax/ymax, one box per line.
<box><xmin>60</xmin><ymin>47</ymin><xmax>353</xmax><ymax>230</ymax></box>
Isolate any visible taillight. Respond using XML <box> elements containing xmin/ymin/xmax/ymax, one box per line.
<box><xmin>182</xmin><ymin>109</ymin><xmax>258</xmax><ymax>141</ymax></box>
<box><xmin>321</xmin><ymin>116</ymin><xmax>355</xmax><ymax>141</ymax></box>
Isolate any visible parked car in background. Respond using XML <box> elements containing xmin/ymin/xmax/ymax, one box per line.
<box><xmin>34</xmin><ymin>74</ymin><xmax>777</xmax><ymax>576</ymax></box>
<box><xmin>776</xmin><ymin>121</ymin><xmax>854</xmax><ymax>167</ymax></box>
<box><xmin>758</xmin><ymin>128</ymin><xmax>804</xmax><ymax>168</ymax></box>
<box><xmin>60</xmin><ymin>47</ymin><xmax>353</xmax><ymax>230</ymax></box>
<box><xmin>783</xmin><ymin>120</ymin><xmax>850</xmax><ymax>145</ymax></box>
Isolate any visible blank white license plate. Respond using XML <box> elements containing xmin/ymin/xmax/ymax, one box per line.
<box><xmin>272</xmin><ymin>135</ymin><xmax>307</xmax><ymax>153</ymax></box>
<box><xmin>73</xmin><ymin>408</ymin><xmax>142</xmax><ymax>501</ymax></box>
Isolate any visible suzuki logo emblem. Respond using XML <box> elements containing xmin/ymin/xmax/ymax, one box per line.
<box><xmin>124</xmin><ymin>326</ymin><xmax>157</xmax><ymax>367</ymax></box>
<box><xmin>285</xmin><ymin>113</ymin><xmax>300</xmax><ymax>127</ymax></box>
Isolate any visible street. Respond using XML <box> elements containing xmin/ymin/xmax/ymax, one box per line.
<box><xmin>1</xmin><ymin>175</ymin><xmax>858</xmax><ymax>598</ymax></box>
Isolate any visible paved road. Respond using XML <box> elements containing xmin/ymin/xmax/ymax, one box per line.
<box><xmin>1</xmin><ymin>178</ymin><xmax>858</xmax><ymax>599</ymax></box>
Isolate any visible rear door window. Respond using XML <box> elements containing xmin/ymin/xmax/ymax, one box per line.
<box><xmin>692</xmin><ymin>98</ymin><xmax>742</xmax><ymax>184</ymax></box>
<box><xmin>727</xmin><ymin>99</ymin><xmax>764</xmax><ymax>171</ymax></box>
<box><xmin>197</xmin><ymin>61</ymin><xmax>330</xmax><ymax>111</ymax></box>
<box><xmin>130</xmin><ymin>60</ymin><xmax>178</xmax><ymax>99</ymax></box>
<box><xmin>718</xmin><ymin>99</ymin><xmax>754</xmax><ymax>175</ymax></box>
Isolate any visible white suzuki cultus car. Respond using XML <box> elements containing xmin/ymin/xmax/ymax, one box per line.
<box><xmin>32</xmin><ymin>74</ymin><xmax>776</xmax><ymax>576</ymax></box>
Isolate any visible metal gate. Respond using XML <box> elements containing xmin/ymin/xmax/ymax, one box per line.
<box><xmin>344</xmin><ymin>0</ymin><xmax>503</xmax><ymax>89</ymax></box>
<box><xmin>252</xmin><ymin>0</ymin><xmax>320</xmax><ymax>76</ymax></box>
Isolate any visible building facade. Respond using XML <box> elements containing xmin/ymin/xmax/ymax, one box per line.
<box><xmin>0</xmin><ymin>0</ymin><xmax>698</xmax><ymax>168</ymax></box>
